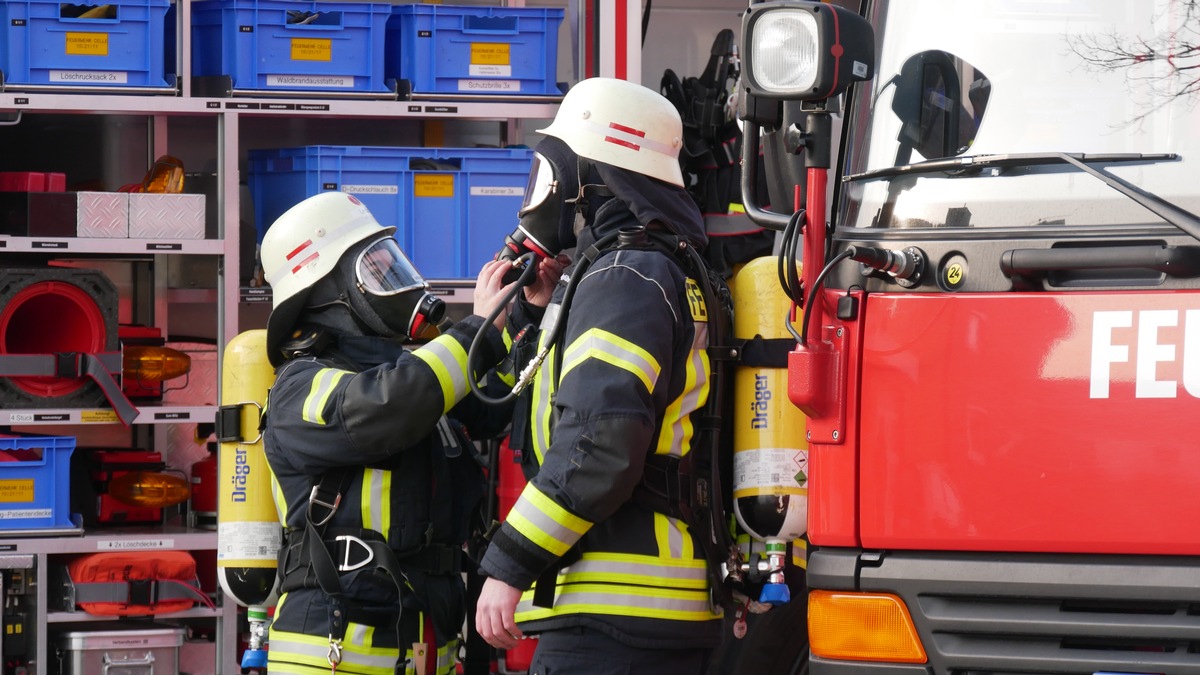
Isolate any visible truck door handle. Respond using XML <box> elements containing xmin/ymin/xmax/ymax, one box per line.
<box><xmin>1000</xmin><ymin>244</ymin><xmax>1200</xmax><ymax>280</ymax></box>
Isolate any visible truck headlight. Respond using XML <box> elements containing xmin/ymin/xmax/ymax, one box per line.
<box><xmin>742</xmin><ymin>1</ymin><xmax>875</xmax><ymax>101</ymax></box>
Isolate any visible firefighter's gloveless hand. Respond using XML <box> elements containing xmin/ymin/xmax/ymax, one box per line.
<box><xmin>474</xmin><ymin>259</ymin><xmax>519</xmax><ymax>330</ymax></box>
<box><xmin>523</xmin><ymin>254</ymin><xmax>569</xmax><ymax>308</ymax></box>
<box><xmin>475</xmin><ymin>576</ymin><xmax>525</xmax><ymax>650</ymax></box>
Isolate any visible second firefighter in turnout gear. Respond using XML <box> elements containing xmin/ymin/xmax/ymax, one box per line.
<box><xmin>259</xmin><ymin>192</ymin><xmax>552</xmax><ymax>675</ymax></box>
<box><xmin>476</xmin><ymin>77</ymin><xmax>723</xmax><ymax>674</ymax></box>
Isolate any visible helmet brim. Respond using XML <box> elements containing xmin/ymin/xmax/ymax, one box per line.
<box><xmin>264</xmin><ymin>287</ymin><xmax>311</xmax><ymax>368</ymax></box>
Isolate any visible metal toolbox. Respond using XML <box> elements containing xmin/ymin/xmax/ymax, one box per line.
<box><xmin>51</xmin><ymin>627</ymin><xmax>184</xmax><ymax>674</ymax></box>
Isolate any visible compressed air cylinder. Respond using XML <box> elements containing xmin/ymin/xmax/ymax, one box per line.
<box><xmin>218</xmin><ymin>329</ymin><xmax>280</xmax><ymax>609</ymax></box>
<box><xmin>732</xmin><ymin>256</ymin><xmax>809</xmax><ymax>545</ymax></box>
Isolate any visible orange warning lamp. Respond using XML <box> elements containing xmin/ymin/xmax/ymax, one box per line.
<box><xmin>123</xmin><ymin>345</ymin><xmax>191</xmax><ymax>383</ymax></box>
<box><xmin>108</xmin><ymin>471</ymin><xmax>191</xmax><ymax>508</ymax></box>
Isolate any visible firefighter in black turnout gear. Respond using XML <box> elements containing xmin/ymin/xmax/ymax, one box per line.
<box><xmin>476</xmin><ymin>77</ymin><xmax>726</xmax><ymax>674</ymax></box>
<box><xmin>258</xmin><ymin>192</ymin><xmax>557</xmax><ymax>675</ymax></box>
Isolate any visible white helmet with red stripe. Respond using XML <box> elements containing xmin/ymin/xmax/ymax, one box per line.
<box><xmin>261</xmin><ymin>191</ymin><xmax>394</xmax><ymax>365</ymax></box>
<box><xmin>539</xmin><ymin>77</ymin><xmax>685</xmax><ymax>187</ymax></box>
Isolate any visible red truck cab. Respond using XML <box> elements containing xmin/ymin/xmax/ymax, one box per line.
<box><xmin>739</xmin><ymin>1</ymin><xmax>1200</xmax><ymax>672</ymax></box>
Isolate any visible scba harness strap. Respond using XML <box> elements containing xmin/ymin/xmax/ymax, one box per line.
<box><xmin>531</xmin><ymin>226</ymin><xmax>743</xmax><ymax>611</ymax></box>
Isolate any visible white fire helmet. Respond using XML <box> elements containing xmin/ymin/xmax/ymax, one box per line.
<box><xmin>260</xmin><ymin>192</ymin><xmax>395</xmax><ymax>364</ymax></box>
<box><xmin>538</xmin><ymin>77</ymin><xmax>685</xmax><ymax>187</ymax></box>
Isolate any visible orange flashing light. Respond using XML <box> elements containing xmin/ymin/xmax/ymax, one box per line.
<box><xmin>108</xmin><ymin>471</ymin><xmax>191</xmax><ymax>508</ymax></box>
<box><xmin>809</xmin><ymin>590</ymin><xmax>928</xmax><ymax>663</ymax></box>
<box><xmin>123</xmin><ymin>346</ymin><xmax>191</xmax><ymax>383</ymax></box>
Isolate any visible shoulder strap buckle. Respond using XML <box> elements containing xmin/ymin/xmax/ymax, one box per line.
<box><xmin>307</xmin><ymin>485</ymin><xmax>341</xmax><ymax>528</ymax></box>
<box><xmin>333</xmin><ymin>534</ymin><xmax>375</xmax><ymax>572</ymax></box>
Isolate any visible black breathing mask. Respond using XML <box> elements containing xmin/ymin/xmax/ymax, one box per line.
<box><xmin>496</xmin><ymin>137</ymin><xmax>581</xmax><ymax>280</ymax></box>
<box><xmin>345</xmin><ymin>236</ymin><xmax>445</xmax><ymax>339</ymax></box>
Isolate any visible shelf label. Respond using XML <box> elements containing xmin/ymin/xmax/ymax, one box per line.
<box><xmin>269</xmin><ymin>74</ymin><xmax>352</xmax><ymax>89</ymax></box>
<box><xmin>32</xmin><ymin>241</ymin><xmax>67</xmax><ymax>249</ymax></box>
<box><xmin>154</xmin><ymin>411</ymin><xmax>190</xmax><ymax>420</ymax></box>
<box><xmin>0</xmin><ymin>509</ymin><xmax>50</xmax><ymax>519</ymax></box>
<box><xmin>97</xmin><ymin>538</ymin><xmax>175</xmax><ymax>551</ymax></box>
<box><xmin>297</xmin><ymin>103</ymin><xmax>331</xmax><ymax>112</ymax></box>
<box><xmin>65</xmin><ymin>32</ymin><xmax>108</xmax><ymax>57</ymax></box>
<box><xmin>0</xmin><ymin>480</ymin><xmax>34</xmax><ymax>504</ymax></box>
<box><xmin>458</xmin><ymin>79</ymin><xmax>521</xmax><ymax>93</ymax></box>
<box><xmin>147</xmin><ymin>242</ymin><xmax>182</xmax><ymax>251</ymax></box>
<box><xmin>225</xmin><ymin>102</ymin><xmax>261</xmax><ymax>109</ymax></box>
<box><xmin>264</xmin><ymin>103</ymin><xmax>297</xmax><ymax>111</ymax></box>
<box><xmin>81</xmin><ymin>410</ymin><xmax>119</xmax><ymax>424</ymax></box>
<box><xmin>423</xmin><ymin>105</ymin><xmax>459</xmax><ymax>114</ymax></box>
<box><xmin>51</xmin><ymin>69</ymin><xmax>128</xmax><ymax>84</ymax></box>
<box><xmin>471</xmin><ymin>186</ymin><xmax>523</xmax><ymax>197</ymax></box>
<box><xmin>343</xmin><ymin>184</ymin><xmax>398</xmax><ymax>195</ymax></box>
<box><xmin>414</xmin><ymin>174</ymin><xmax>455</xmax><ymax>198</ymax></box>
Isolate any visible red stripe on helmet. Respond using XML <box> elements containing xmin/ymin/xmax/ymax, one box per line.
<box><xmin>609</xmin><ymin>122</ymin><xmax>645</xmax><ymax>138</ymax></box>
<box><xmin>290</xmin><ymin>252</ymin><xmax>319</xmax><ymax>274</ymax></box>
<box><xmin>604</xmin><ymin>136</ymin><xmax>641</xmax><ymax>151</ymax></box>
<box><xmin>286</xmin><ymin>239</ymin><xmax>313</xmax><ymax>261</ymax></box>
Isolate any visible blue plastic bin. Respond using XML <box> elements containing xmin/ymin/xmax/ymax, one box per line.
<box><xmin>386</xmin><ymin>4</ymin><xmax>563</xmax><ymax>96</ymax></box>
<box><xmin>191</xmin><ymin>0</ymin><xmax>392</xmax><ymax>95</ymax></box>
<box><xmin>249</xmin><ymin>145</ymin><xmax>533</xmax><ymax>279</ymax></box>
<box><xmin>0</xmin><ymin>0</ymin><xmax>173</xmax><ymax>90</ymax></box>
<box><xmin>0</xmin><ymin>434</ymin><xmax>76</xmax><ymax>531</ymax></box>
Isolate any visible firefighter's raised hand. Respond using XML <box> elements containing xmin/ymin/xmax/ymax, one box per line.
<box><xmin>476</xmin><ymin>576</ymin><xmax>525</xmax><ymax>650</ymax></box>
<box><xmin>523</xmin><ymin>254</ymin><xmax>569</xmax><ymax>308</ymax></box>
<box><xmin>474</xmin><ymin>259</ymin><xmax>518</xmax><ymax>330</ymax></box>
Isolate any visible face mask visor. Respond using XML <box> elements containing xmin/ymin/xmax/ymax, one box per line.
<box><xmin>354</xmin><ymin>236</ymin><xmax>428</xmax><ymax>297</ymax></box>
<box><xmin>518</xmin><ymin>152</ymin><xmax>559</xmax><ymax>217</ymax></box>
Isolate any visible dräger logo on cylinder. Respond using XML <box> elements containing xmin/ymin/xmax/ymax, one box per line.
<box><xmin>231</xmin><ymin>446</ymin><xmax>250</xmax><ymax>502</ymax></box>
<box><xmin>751</xmin><ymin>374</ymin><xmax>771</xmax><ymax>430</ymax></box>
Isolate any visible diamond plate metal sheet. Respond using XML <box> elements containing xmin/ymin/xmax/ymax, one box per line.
<box><xmin>76</xmin><ymin>192</ymin><xmax>128</xmax><ymax>237</ymax></box>
<box><xmin>129</xmin><ymin>193</ymin><xmax>206</xmax><ymax>239</ymax></box>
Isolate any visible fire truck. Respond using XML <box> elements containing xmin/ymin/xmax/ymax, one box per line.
<box><xmin>737</xmin><ymin>1</ymin><xmax>1200</xmax><ymax>672</ymax></box>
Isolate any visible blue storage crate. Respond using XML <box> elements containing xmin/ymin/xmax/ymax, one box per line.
<box><xmin>249</xmin><ymin>145</ymin><xmax>533</xmax><ymax>279</ymax></box>
<box><xmin>0</xmin><ymin>434</ymin><xmax>76</xmax><ymax>531</ymax></box>
<box><xmin>191</xmin><ymin>0</ymin><xmax>392</xmax><ymax>95</ymax></box>
<box><xmin>386</xmin><ymin>4</ymin><xmax>562</xmax><ymax>96</ymax></box>
<box><xmin>0</xmin><ymin>0</ymin><xmax>174</xmax><ymax>90</ymax></box>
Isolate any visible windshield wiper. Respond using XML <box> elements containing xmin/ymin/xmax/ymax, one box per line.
<box><xmin>848</xmin><ymin>151</ymin><xmax>1200</xmax><ymax>243</ymax></box>
<box><xmin>844</xmin><ymin>151</ymin><xmax>1177</xmax><ymax>182</ymax></box>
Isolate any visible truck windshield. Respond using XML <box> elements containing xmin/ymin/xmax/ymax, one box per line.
<box><xmin>841</xmin><ymin>0</ymin><xmax>1200</xmax><ymax>231</ymax></box>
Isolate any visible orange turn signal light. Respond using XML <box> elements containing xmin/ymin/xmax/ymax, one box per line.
<box><xmin>809</xmin><ymin>590</ymin><xmax>928</xmax><ymax>663</ymax></box>
<box><xmin>108</xmin><ymin>471</ymin><xmax>191</xmax><ymax>508</ymax></box>
<box><xmin>123</xmin><ymin>346</ymin><xmax>191</xmax><ymax>383</ymax></box>
<box><xmin>141</xmin><ymin>155</ymin><xmax>185</xmax><ymax>194</ymax></box>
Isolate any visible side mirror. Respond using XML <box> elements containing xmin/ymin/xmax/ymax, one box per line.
<box><xmin>890</xmin><ymin>50</ymin><xmax>991</xmax><ymax>160</ymax></box>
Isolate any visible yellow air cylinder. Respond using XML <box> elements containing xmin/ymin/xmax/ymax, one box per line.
<box><xmin>732</xmin><ymin>256</ymin><xmax>809</xmax><ymax>543</ymax></box>
<box><xmin>217</xmin><ymin>329</ymin><xmax>280</xmax><ymax>608</ymax></box>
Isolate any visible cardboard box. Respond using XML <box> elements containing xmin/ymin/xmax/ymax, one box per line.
<box><xmin>128</xmin><ymin>193</ymin><xmax>206</xmax><ymax>239</ymax></box>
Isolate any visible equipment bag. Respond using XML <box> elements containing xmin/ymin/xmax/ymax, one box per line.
<box><xmin>54</xmin><ymin>550</ymin><xmax>212</xmax><ymax>616</ymax></box>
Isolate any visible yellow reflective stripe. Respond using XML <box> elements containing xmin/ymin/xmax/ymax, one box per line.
<box><xmin>530</xmin><ymin>333</ymin><xmax>556</xmax><ymax>465</ymax></box>
<box><xmin>268</xmin><ymin>628</ymin><xmax>396</xmax><ymax>674</ymax></box>
<box><xmin>516</xmin><ymin>582</ymin><xmax>719</xmax><ymax>623</ymax></box>
<box><xmin>792</xmin><ymin>537</ymin><xmax>808</xmax><ymax>570</ymax></box>
<box><xmin>361</xmin><ymin>468</ymin><xmax>391</xmax><ymax>538</ymax></box>
<box><xmin>411</xmin><ymin>333</ymin><xmax>469</xmax><ymax>413</ymax></box>
<box><xmin>560</xmin><ymin>328</ymin><xmax>661</xmax><ymax>393</ymax></box>
<box><xmin>558</xmin><ymin>552</ymin><xmax>708</xmax><ymax>588</ymax></box>
<box><xmin>508</xmin><ymin>483</ymin><xmax>592</xmax><ymax>557</ymax></box>
<box><xmin>302</xmin><ymin>368</ymin><xmax>349</xmax><ymax>425</ymax></box>
<box><xmin>403</xmin><ymin>639</ymin><xmax>459</xmax><ymax>675</ymax></box>
<box><xmin>653</xmin><ymin>511</ymin><xmax>694</xmax><ymax>560</ymax></box>
<box><xmin>271</xmin><ymin>472</ymin><xmax>288</xmax><ymax>525</ymax></box>
<box><xmin>654</xmin><ymin>322</ymin><xmax>710</xmax><ymax>456</ymax></box>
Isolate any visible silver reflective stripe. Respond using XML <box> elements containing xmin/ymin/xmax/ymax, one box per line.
<box><xmin>268</xmin><ymin>632</ymin><xmax>398</xmax><ymax>672</ymax></box>
<box><xmin>361</xmin><ymin>468</ymin><xmax>390</xmax><ymax>538</ymax></box>
<box><xmin>509</xmin><ymin>487</ymin><xmax>587</xmax><ymax>557</ymax></box>
<box><xmin>412</xmin><ymin>336</ymin><xmax>469</xmax><ymax>411</ymax></box>
<box><xmin>302</xmin><ymin>368</ymin><xmax>350</xmax><ymax>425</ymax></box>
<box><xmin>531</xmin><ymin>332</ymin><xmax>555</xmax><ymax>463</ymax></box>
<box><xmin>561</xmin><ymin>555</ymin><xmax>708</xmax><ymax>588</ymax></box>
<box><xmin>655</xmin><ymin>321</ymin><xmax>710</xmax><ymax>457</ymax></box>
